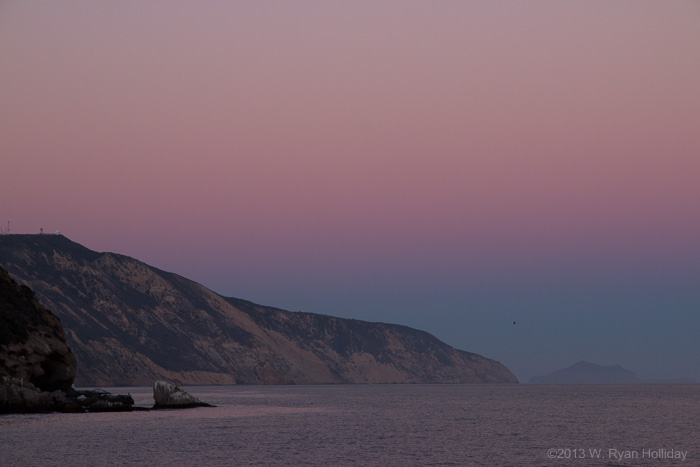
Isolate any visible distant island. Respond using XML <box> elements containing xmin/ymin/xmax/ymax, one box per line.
<box><xmin>530</xmin><ymin>361</ymin><xmax>639</xmax><ymax>384</ymax></box>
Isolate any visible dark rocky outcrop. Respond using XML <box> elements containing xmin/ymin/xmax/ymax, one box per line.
<box><xmin>153</xmin><ymin>380</ymin><xmax>213</xmax><ymax>409</ymax></box>
<box><xmin>73</xmin><ymin>388</ymin><xmax>136</xmax><ymax>412</ymax></box>
<box><xmin>0</xmin><ymin>234</ymin><xmax>518</xmax><ymax>386</ymax></box>
<box><xmin>0</xmin><ymin>266</ymin><xmax>76</xmax><ymax>393</ymax></box>
<box><xmin>1</xmin><ymin>376</ymin><xmax>138</xmax><ymax>413</ymax></box>
<box><xmin>530</xmin><ymin>361</ymin><xmax>639</xmax><ymax>384</ymax></box>
<box><xmin>0</xmin><ymin>265</ymin><xmax>79</xmax><ymax>413</ymax></box>
<box><xmin>0</xmin><ymin>266</ymin><xmax>136</xmax><ymax>413</ymax></box>
<box><xmin>0</xmin><ymin>376</ymin><xmax>77</xmax><ymax>413</ymax></box>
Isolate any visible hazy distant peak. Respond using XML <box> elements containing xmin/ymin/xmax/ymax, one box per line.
<box><xmin>530</xmin><ymin>361</ymin><xmax>639</xmax><ymax>384</ymax></box>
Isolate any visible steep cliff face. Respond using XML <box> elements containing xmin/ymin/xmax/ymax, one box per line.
<box><xmin>0</xmin><ymin>235</ymin><xmax>518</xmax><ymax>385</ymax></box>
<box><xmin>0</xmin><ymin>266</ymin><xmax>76</xmax><ymax>392</ymax></box>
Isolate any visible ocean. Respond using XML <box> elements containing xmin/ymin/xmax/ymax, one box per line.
<box><xmin>1</xmin><ymin>384</ymin><xmax>697</xmax><ymax>466</ymax></box>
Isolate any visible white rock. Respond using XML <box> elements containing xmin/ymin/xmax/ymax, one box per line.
<box><xmin>153</xmin><ymin>380</ymin><xmax>205</xmax><ymax>407</ymax></box>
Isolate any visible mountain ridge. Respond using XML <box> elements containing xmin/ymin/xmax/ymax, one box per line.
<box><xmin>0</xmin><ymin>234</ymin><xmax>517</xmax><ymax>386</ymax></box>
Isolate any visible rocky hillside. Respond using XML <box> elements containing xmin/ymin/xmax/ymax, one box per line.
<box><xmin>0</xmin><ymin>234</ymin><xmax>517</xmax><ymax>386</ymax></box>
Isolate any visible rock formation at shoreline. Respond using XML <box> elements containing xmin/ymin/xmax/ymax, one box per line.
<box><xmin>0</xmin><ymin>267</ymin><xmax>76</xmax><ymax>393</ymax></box>
<box><xmin>0</xmin><ymin>266</ymin><xmax>136</xmax><ymax>413</ymax></box>
<box><xmin>153</xmin><ymin>380</ymin><xmax>213</xmax><ymax>408</ymax></box>
<box><xmin>1</xmin><ymin>234</ymin><xmax>518</xmax><ymax>386</ymax></box>
<box><xmin>0</xmin><ymin>266</ymin><xmax>78</xmax><ymax>413</ymax></box>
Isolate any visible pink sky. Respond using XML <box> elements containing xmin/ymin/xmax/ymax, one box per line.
<box><xmin>1</xmin><ymin>1</ymin><xmax>699</xmax><ymax>380</ymax></box>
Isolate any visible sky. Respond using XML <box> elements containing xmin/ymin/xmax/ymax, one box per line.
<box><xmin>1</xmin><ymin>0</ymin><xmax>699</xmax><ymax>382</ymax></box>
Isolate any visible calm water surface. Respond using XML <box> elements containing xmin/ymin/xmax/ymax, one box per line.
<box><xmin>1</xmin><ymin>384</ymin><xmax>698</xmax><ymax>466</ymax></box>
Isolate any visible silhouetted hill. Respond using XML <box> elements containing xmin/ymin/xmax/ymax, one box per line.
<box><xmin>530</xmin><ymin>361</ymin><xmax>639</xmax><ymax>384</ymax></box>
<box><xmin>0</xmin><ymin>234</ymin><xmax>518</xmax><ymax>386</ymax></box>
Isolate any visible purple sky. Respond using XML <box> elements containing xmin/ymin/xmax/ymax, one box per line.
<box><xmin>2</xmin><ymin>1</ymin><xmax>699</xmax><ymax>381</ymax></box>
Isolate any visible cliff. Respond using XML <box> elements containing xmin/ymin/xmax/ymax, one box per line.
<box><xmin>0</xmin><ymin>234</ymin><xmax>518</xmax><ymax>386</ymax></box>
<box><xmin>0</xmin><ymin>266</ymin><xmax>77</xmax><ymax>392</ymax></box>
<box><xmin>0</xmin><ymin>266</ymin><xmax>78</xmax><ymax>412</ymax></box>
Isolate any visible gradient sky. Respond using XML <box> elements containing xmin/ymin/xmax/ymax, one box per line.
<box><xmin>2</xmin><ymin>1</ymin><xmax>699</xmax><ymax>381</ymax></box>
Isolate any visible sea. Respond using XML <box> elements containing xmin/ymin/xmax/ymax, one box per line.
<box><xmin>1</xmin><ymin>384</ymin><xmax>697</xmax><ymax>466</ymax></box>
